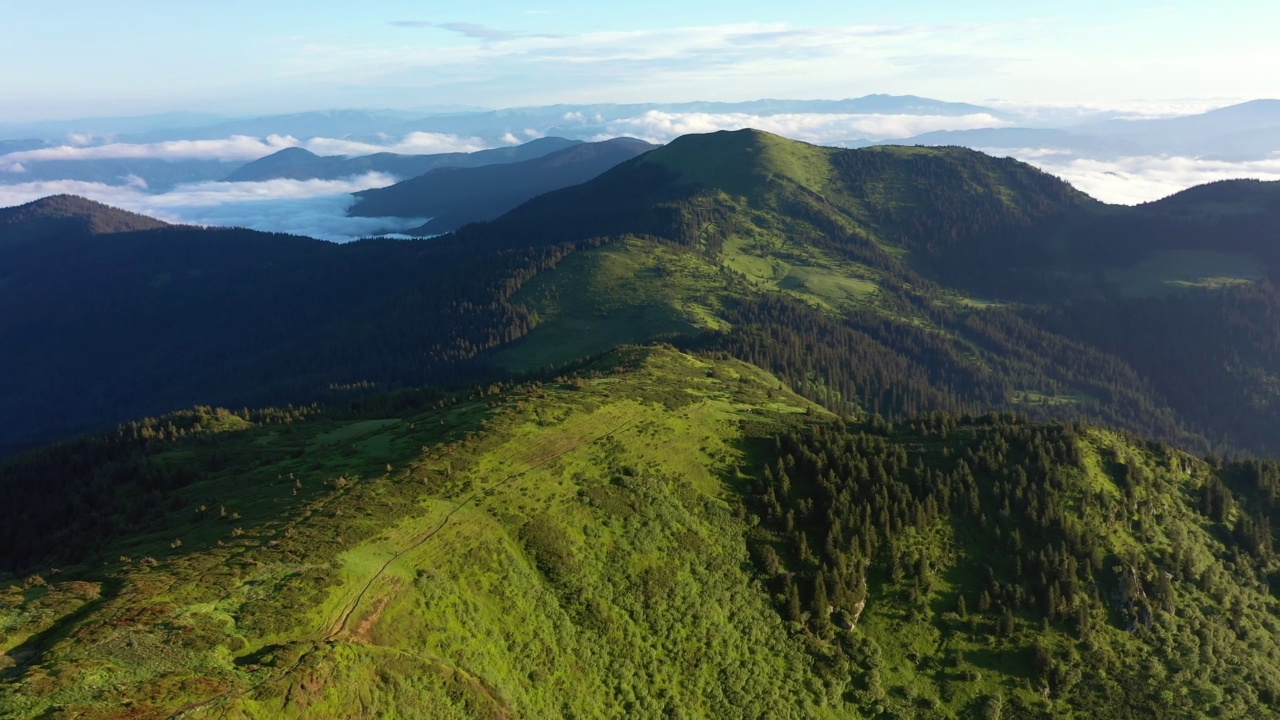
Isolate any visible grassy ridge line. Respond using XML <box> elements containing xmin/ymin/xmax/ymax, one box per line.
<box><xmin>7</xmin><ymin>346</ymin><xmax>1280</xmax><ymax>716</ymax></box>
<box><xmin>324</xmin><ymin>410</ymin><xmax>646</xmax><ymax>641</ymax></box>
<box><xmin>0</xmin><ymin>347</ymin><xmax>813</xmax><ymax>718</ymax></box>
<box><xmin>162</xmin><ymin>408</ymin><xmax>650</xmax><ymax>719</ymax></box>
<box><xmin>228</xmin><ymin>352</ymin><xmax>829</xmax><ymax>718</ymax></box>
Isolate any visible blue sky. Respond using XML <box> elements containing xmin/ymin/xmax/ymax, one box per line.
<box><xmin>3</xmin><ymin>0</ymin><xmax>1276</xmax><ymax>120</ymax></box>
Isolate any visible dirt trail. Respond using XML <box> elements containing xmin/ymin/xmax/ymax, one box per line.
<box><xmin>168</xmin><ymin>411</ymin><xmax>639</xmax><ymax>718</ymax></box>
<box><xmin>350</xmin><ymin>595</ymin><xmax>391</xmax><ymax>644</ymax></box>
<box><xmin>323</xmin><ymin>412</ymin><xmax>639</xmax><ymax>642</ymax></box>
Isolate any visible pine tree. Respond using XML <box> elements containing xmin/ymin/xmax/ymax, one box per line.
<box><xmin>811</xmin><ymin>572</ymin><xmax>832</xmax><ymax>639</ymax></box>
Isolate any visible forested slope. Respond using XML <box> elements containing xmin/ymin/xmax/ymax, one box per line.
<box><xmin>3</xmin><ymin>347</ymin><xmax>1279</xmax><ymax>718</ymax></box>
<box><xmin>224</xmin><ymin>136</ymin><xmax>581</xmax><ymax>182</ymax></box>
<box><xmin>4</xmin><ymin>131</ymin><xmax>1280</xmax><ymax>460</ymax></box>
<box><xmin>348</xmin><ymin>137</ymin><xmax>656</xmax><ymax>233</ymax></box>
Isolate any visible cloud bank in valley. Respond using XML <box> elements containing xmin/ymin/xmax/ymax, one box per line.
<box><xmin>0</xmin><ymin>174</ymin><xmax>428</xmax><ymax>242</ymax></box>
<box><xmin>1003</xmin><ymin>152</ymin><xmax>1280</xmax><ymax>205</ymax></box>
<box><xmin>2</xmin><ymin>112</ymin><xmax>1278</xmax><ymax>243</ymax></box>
<box><xmin>592</xmin><ymin>111</ymin><xmax>1008</xmax><ymax>144</ymax></box>
<box><xmin>0</xmin><ymin>132</ymin><xmax>490</xmax><ymax>165</ymax></box>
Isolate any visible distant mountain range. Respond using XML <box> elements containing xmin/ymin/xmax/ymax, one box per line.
<box><xmin>0</xmin><ymin>158</ymin><xmax>245</xmax><ymax>192</ymax></box>
<box><xmin>226</xmin><ymin>136</ymin><xmax>581</xmax><ymax>182</ymax></box>
<box><xmin>894</xmin><ymin>99</ymin><xmax>1280</xmax><ymax>160</ymax></box>
<box><xmin>2</xmin><ymin>97</ymin><xmax>1276</xmax><ymax>203</ymax></box>
<box><xmin>0</xmin><ymin>95</ymin><xmax>1007</xmax><ymax>144</ymax></box>
<box><xmin>6</xmin><ymin>133</ymin><xmax>1280</xmax><ymax>718</ymax></box>
<box><xmin>5</xmin><ymin>130</ymin><xmax>1280</xmax><ymax>457</ymax></box>
<box><xmin>348</xmin><ymin>138</ymin><xmax>657</xmax><ymax>233</ymax></box>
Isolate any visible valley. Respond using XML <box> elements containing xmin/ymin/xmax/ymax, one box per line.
<box><xmin>3</xmin><ymin>129</ymin><xmax>1280</xmax><ymax>718</ymax></box>
<box><xmin>4</xmin><ymin>347</ymin><xmax>1280</xmax><ymax>717</ymax></box>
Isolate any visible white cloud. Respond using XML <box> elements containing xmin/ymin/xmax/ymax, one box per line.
<box><xmin>164</xmin><ymin>194</ymin><xmax>430</xmax><ymax>242</ymax></box>
<box><xmin>277</xmin><ymin>21</ymin><xmax>1036</xmax><ymax>106</ymax></box>
<box><xmin>595</xmin><ymin>110</ymin><xmax>1007</xmax><ymax>144</ymax></box>
<box><xmin>301</xmin><ymin>131</ymin><xmax>488</xmax><ymax>156</ymax></box>
<box><xmin>0</xmin><ymin>135</ymin><xmax>298</xmax><ymax>163</ymax></box>
<box><xmin>1014</xmin><ymin>153</ymin><xmax>1280</xmax><ymax>205</ymax></box>
<box><xmin>983</xmin><ymin>98</ymin><xmax>1247</xmax><ymax>126</ymax></box>
<box><xmin>0</xmin><ymin>173</ymin><xmax>426</xmax><ymax>242</ymax></box>
<box><xmin>121</xmin><ymin>174</ymin><xmax>148</xmax><ymax>190</ymax></box>
<box><xmin>0</xmin><ymin>132</ymin><xmax>489</xmax><ymax>165</ymax></box>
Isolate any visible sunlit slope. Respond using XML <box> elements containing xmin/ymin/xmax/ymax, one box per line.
<box><xmin>0</xmin><ymin>347</ymin><xmax>835</xmax><ymax>719</ymax></box>
<box><xmin>482</xmin><ymin>131</ymin><xmax>1187</xmax><ymax>447</ymax></box>
<box><xmin>6</xmin><ymin>131</ymin><xmax>1280</xmax><ymax>458</ymax></box>
<box><xmin>476</xmin><ymin>130</ymin><xmax>1280</xmax><ymax>455</ymax></box>
<box><xmin>5</xmin><ymin>346</ymin><xmax>1280</xmax><ymax>717</ymax></box>
<box><xmin>492</xmin><ymin>129</ymin><xmax>1087</xmax><ymax>365</ymax></box>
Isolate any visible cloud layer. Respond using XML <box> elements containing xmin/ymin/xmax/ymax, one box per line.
<box><xmin>592</xmin><ymin>111</ymin><xmax>1007</xmax><ymax>144</ymax></box>
<box><xmin>1011</xmin><ymin>153</ymin><xmax>1280</xmax><ymax>205</ymax></box>
<box><xmin>0</xmin><ymin>132</ymin><xmax>489</xmax><ymax>165</ymax></box>
<box><xmin>0</xmin><ymin>173</ymin><xmax>426</xmax><ymax>242</ymax></box>
<box><xmin>2</xmin><ymin>125</ymin><xmax>1278</xmax><ymax>246</ymax></box>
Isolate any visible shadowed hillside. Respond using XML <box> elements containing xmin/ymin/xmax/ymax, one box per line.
<box><xmin>4</xmin><ymin>131</ymin><xmax>1280</xmax><ymax>457</ymax></box>
<box><xmin>348</xmin><ymin>137</ymin><xmax>657</xmax><ymax>233</ymax></box>
<box><xmin>224</xmin><ymin>136</ymin><xmax>582</xmax><ymax>183</ymax></box>
<box><xmin>0</xmin><ymin>195</ymin><xmax>170</xmax><ymax>240</ymax></box>
<box><xmin>2</xmin><ymin>346</ymin><xmax>1279</xmax><ymax>718</ymax></box>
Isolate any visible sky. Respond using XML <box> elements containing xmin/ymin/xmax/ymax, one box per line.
<box><xmin>1</xmin><ymin>1</ymin><xmax>1277</xmax><ymax>239</ymax></box>
<box><xmin>4</xmin><ymin>0</ymin><xmax>1277</xmax><ymax>120</ymax></box>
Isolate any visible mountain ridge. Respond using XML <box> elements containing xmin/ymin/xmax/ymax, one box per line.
<box><xmin>0</xmin><ymin>194</ymin><xmax>170</xmax><ymax>240</ymax></box>
<box><xmin>3</xmin><ymin>130</ymin><xmax>1280</xmax><ymax>457</ymax></box>
<box><xmin>6</xmin><ymin>129</ymin><xmax>1280</xmax><ymax>717</ymax></box>
<box><xmin>3</xmin><ymin>344</ymin><xmax>1280</xmax><ymax>717</ymax></box>
<box><xmin>224</xmin><ymin>136</ymin><xmax>583</xmax><ymax>183</ymax></box>
<box><xmin>348</xmin><ymin>137</ymin><xmax>656</xmax><ymax>233</ymax></box>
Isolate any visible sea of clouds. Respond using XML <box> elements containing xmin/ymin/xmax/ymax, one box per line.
<box><xmin>0</xmin><ymin>174</ymin><xmax>429</xmax><ymax>242</ymax></box>
<box><xmin>0</xmin><ymin>131</ymin><xmax>488</xmax><ymax>165</ymax></box>
<box><xmin>1</xmin><ymin>113</ymin><xmax>1276</xmax><ymax>242</ymax></box>
<box><xmin>1012</xmin><ymin>153</ymin><xmax>1280</xmax><ymax>205</ymax></box>
<box><xmin>589</xmin><ymin>111</ymin><xmax>1010</xmax><ymax>145</ymax></box>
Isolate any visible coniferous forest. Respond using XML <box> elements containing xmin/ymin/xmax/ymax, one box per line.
<box><xmin>4</xmin><ymin>131</ymin><xmax>1280</xmax><ymax>718</ymax></box>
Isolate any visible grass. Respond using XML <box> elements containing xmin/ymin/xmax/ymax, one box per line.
<box><xmin>6</xmin><ymin>349</ymin><xmax>1280</xmax><ymax>717</ymax></box>
<box><xmin>1010</xmin><ymin>390</ymin><xmax>1086</xmax><ymax>407</ymax></box>
<box><xmin>720</xmin><ymin>234</ymin><xmax>879</xmax><ymax>313</ymax></box>
<box><xmin>495</xmin><ymin>238</ymin><xmax>733</xmax><ymax>373</ymax></box>
<box><xmin>642</xmin><ymin>128</ymin><xmax>838</xmax><ymax>196</ymax></box>
<box><xmin>1104</xmin><ymin>249</ymin><xmax>1262</xmax><ymax>297</ymax></box>
<box><xmin>491</xmin><ymin>195</ymin><xmax>960</xmax><ymax>419</ymax></box>
<box><xmin>1</xmin><ymin>347</ymin><xmax>840</xmax><ymax>719</ymax></box>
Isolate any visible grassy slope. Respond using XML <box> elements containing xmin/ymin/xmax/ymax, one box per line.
<box><xmin>3</xmin><ymin>347</ymin><xmax>1280</xmax><ymax>717</ymax></box>
<box><xmin>487</xmin><ymin>131</ymin><xmax>1280</xmax><ymax>456</ymax></box>
<box><xmin>820</xmin><ymin>423</ymin><xmax>1280</xmax><ymax>718</ymax></box>
<box><xmin>0</xmin><ymin>347</ymin><xmax>837</xmax><ymax>719</ymax></box>
<box><xmin>485</xmin><ymin>134</ymin><xmax>989</xmax><ymax>427</ymax></box>
<box><xmin>497</xmin><ymin>132</ymin><xmax>895</xmax><ymax>373</ymax></box>
<box><xmin>494</xmin><ymin>239</ymin><xmax>730</xmax><ymax>372</ymax></box>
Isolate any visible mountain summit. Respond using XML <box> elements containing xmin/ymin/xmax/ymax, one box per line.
<box><xmin>0</xmin><ymin>194</ymin><xmax>169</xmax><ymax>240</ymax></box>
<box><xmin>5</xmin><ymin>129</ymin><xmax>1280</xmax><ymax>718</ymax></box>
<box><xmin>224</xmin><ymin>137</ymin><xmax>583</xmax><ymax>183</ymax></box>
<box><xmin>348</xmin><ymin>137</ymin><xmax>657</xmax><ymax>233</ymax></box>
<box><xmin>2</xmin><ymin>131</ymin><xmax>1280</xmax><ymax>458</ymax></box>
